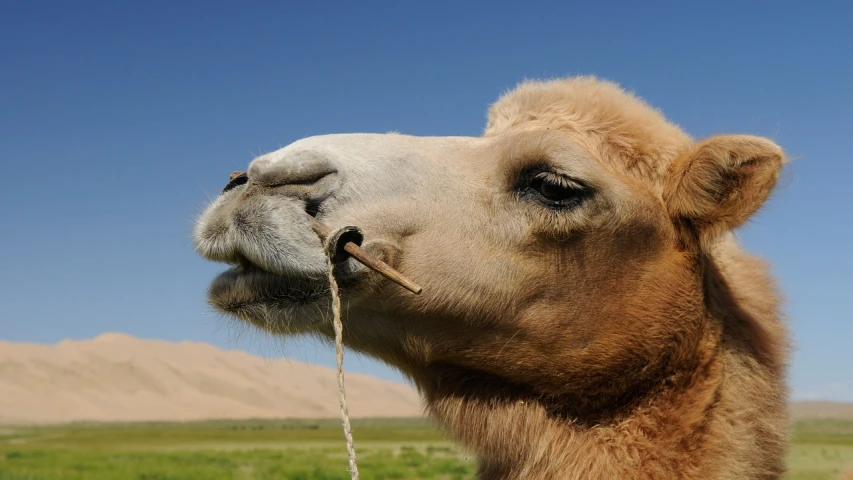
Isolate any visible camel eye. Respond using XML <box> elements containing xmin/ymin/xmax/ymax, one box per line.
<box><xmin>525</xmin><ymin>171</ymin><xmax>587</xmax><ymax>208</ymax></box>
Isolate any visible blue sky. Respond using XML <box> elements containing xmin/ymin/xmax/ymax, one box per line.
<box><xmin>1</xmin><ymin>2</ymin><xmax>850</xmax><ymax>401</ymax></box>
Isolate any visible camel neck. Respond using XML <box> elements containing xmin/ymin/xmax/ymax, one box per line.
<box><xmin>421</xmin><ymin>346</ymin><xmax>740</xmax><ymax>479</ymax></box>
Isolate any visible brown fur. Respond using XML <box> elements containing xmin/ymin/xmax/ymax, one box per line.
<box><xmin>416</xmin><ymin>79</ymin><xmax>788</xmax><ymax>478</ymax></box>
<box><xmin>196</xmin><ymin>76</ymin><xmax>791</xmax><ymax>478</ymax></box>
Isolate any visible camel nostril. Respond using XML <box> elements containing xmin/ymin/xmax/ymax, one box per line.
<box><xmin>222</xmin><ymin>172</ymin><xmax>248</xmax><ymax>194</ymax></box>
<box><xmin>282</xmin><ymin>170</ymin><xmax>337</xmax><ymax>186</ymax></box>
<box><xmin>305</xmin><ymin>198</ymin><xmax>323</xmax><ymax>218</ymax></box>
<box><xmin>251</xmin><ymin>169</ymin><xmax>337</xmax><ymax>189</ymax></box>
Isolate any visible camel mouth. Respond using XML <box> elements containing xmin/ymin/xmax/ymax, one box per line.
<box><xmin>208</xmin><ymin>266</ymin><xmax>327</xmax><ymax>311</ymax></box>
<box><xmin>206</xmin><ymin>260</ymin><xmax>362</xmax><ymax>328</ymax></box>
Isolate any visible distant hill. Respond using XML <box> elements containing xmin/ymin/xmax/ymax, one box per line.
<box><xmin>1</xmin><ymin>333</ymin><xmax>850</xmax><ymax>425</ymax></box>
<box><xmin>0</xmin><ymin>333</ymin><xmax>421</xmax><ymax>424</ymax></box>
<box><xmin>790</xmin><ymin>401</ymin><xmax>853</xmax><ymax>419</ymax></box>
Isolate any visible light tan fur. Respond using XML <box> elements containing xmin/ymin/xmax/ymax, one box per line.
<box><xmin>194</xmin><ymin>76</ymin><xmax>790</xmax><ymax>479</ymax></box>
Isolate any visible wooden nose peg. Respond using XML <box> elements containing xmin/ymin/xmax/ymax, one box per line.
<box><xmin>308</xmin><ymin>217</ymin><xmax>423</xmax><ymax>295</ymax></box>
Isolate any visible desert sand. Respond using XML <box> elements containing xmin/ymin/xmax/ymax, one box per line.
<box><xmin>0</xmin><ymin>333</ymin><xmax>422</xmax><ymax>424</ymax></box>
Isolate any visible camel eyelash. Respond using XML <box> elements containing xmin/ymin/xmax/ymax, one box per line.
<box><xmin>516</xmin><ymin>167</ymin><xmax>591</xmax><ymax>210</ymax></box>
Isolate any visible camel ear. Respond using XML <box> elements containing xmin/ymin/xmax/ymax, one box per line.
<box><xmin>663</xmin><ymin>135</ymin><xmax>784</xmax><ymax>244</ymax></box>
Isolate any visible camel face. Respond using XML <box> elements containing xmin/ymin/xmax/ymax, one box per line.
<box><xmin>194</xmin><ymin>77</ymin><xmax>784</xmax><ymax>408</ymax></box>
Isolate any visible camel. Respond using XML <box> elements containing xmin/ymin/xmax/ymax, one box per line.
<box><xmin>193</xmin><ymin>76</ymin><xmax>790</xmax><ymax>479</ymax></box>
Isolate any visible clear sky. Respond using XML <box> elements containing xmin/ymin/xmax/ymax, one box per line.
<box><xmin>1</xmin><ymin>2</ymin><xmax>851</xmax><ymax>401</ymax></box>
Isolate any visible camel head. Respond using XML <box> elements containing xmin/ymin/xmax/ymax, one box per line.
<box><xmin>193</xmin><ymin>77</ymin><xmax>786</xmax><ymax>465</ymax></box>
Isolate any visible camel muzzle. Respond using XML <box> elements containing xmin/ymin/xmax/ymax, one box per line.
<box><xmin>224</xmin><ymin>171</ymin><xmax>422</xmax><ymax>295</ymax></box>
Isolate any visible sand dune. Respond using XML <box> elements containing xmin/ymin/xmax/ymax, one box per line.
<box><xmin>0</xmin><ymin>333</ymin><xmax>422</xmax><ymax>424</ymax></box>
<box><xmin>790</xmin><ymin>400</ymin><xmax>853</xmax><ymax>419</ymax></box>
<box><xmin>2</xmin><ymin>333</ymin><xmax>850</xmax><ymax>425</ymax></box>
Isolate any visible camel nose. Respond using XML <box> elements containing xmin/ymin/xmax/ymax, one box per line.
<box><xmin>247</xmin><ymin>148</ymin><xmax>338</xmax><ymax>188</ymax></box>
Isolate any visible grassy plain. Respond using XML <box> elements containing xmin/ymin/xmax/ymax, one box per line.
<box><xmin>0</xmin><ymin>417</ymin><xmax>851</xmax><ymax>479</ymax></box>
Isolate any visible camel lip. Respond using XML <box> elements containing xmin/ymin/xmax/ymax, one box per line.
<box><xmin>207</xmin><ymin>264</ymin><xmax>362</xmax><ymax>315</ymax></box>
<box><xmin>208</xmin><ymin>266</ymin><xmax>328</xmax><ymax>312</ymax></box>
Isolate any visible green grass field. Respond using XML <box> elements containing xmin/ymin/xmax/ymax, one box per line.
<box><xmin>1</xmin><ymin>417</ymin><xmax>851</xmax><ymax>479</ymax></box>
